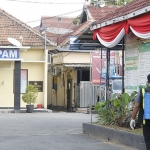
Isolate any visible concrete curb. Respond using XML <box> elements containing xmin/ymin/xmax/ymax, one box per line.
<box><xmin>0</xmin><ymin>109</ymin><xmax>52</xmax><ymax>113</ymax></box>
<box><xmin>82</xmin><ymin>123</ymin><xmax>146</xmax><ymax>150</ymax></box>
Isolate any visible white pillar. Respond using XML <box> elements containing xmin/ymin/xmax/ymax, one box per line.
<box><xmin>44</xmin><ymin>49</ymin><xmax>48</xmax><ymax>109</ymax></box>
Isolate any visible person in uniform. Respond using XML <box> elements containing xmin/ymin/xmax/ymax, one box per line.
<box><xmin>130</xmin><ymin>74</ymin><xmax>150</xmax><ymax>150</ymax></box>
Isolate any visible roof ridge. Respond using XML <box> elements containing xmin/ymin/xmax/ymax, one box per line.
<box><xmin>91</xmin><ymin>0</ymin><xmax>149</xmax><ymax>29</ymax></box>
<box><xmin>41</xmin><ymin>16</ymin><xmax>75</xmax><ymax>19</ymax></box>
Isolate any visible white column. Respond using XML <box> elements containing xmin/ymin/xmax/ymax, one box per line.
<box><xmin>44</xmin><ymin>49</ymin><xmax>48</xmax><ymax>109</ymax></box>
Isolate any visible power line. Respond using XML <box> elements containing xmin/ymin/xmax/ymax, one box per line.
<box><xmin>0</xmin><ymin>7</ymin><xmax>86</xmax><ymax>44</ymax></box>
<box><xmin>0</xmin><ymin>9</ymin><xmax>83</xmax><ymax>28</ymax></box>
<box><xmin>28</xmin><ymin>9</ymin><xmax>83</xmax><ymax>24</ymax></box>
<box><xmin>5</xmin><ymin>0</ymin><xmax>85</xmax><ymax>4</ymax></box>
<box><xmin>0</xmin><ymin>6</ymin><xmax>115</xmax><ymax>29</ymax></box>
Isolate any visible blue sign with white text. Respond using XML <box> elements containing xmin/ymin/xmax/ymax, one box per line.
<box><xmin>0</xmin><ymin>49</ymin><xmax>20</xmax><ymax>59</ymax></box>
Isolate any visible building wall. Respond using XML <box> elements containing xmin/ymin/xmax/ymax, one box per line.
<box><xmin>0</xmin><ymin>63</ymin><xmax>14</xmax><ymax>107</ymax></box>
<box><xmin>48</xmin><ymin>52</ymin><xmax>89</xmax><ymax>109</ymax></box>
<box><xmin>0</xmin><ymin>48</ymin><xmax>47</xmax><ymax>109</ymax></box>
<box><xmin>20</xmin><ymin>49</ymin><xmax>47</xmax><ymax>108</ymax></box>
<box><xmin>52</xmin><ymin>52</ymin><xmax>90</xmax><ymax>64</ymax></box>
<box><xmin>63</xmin><ymin>52</ymin><xmax>90</xmax><ymax>63</ymax></box>
<box><xmin>20</xmin><ymin>49</ymin><xmax>44</xmax><ymax>61</ymax></box>
<box><xmin>47</xmin><ymin>68</ymin><xmax>77</xmax><ymax>109</ymax></box>
<box><xmin>52</xmin><ymin>53</ymin><xmax>63</xmax><ymax>64</ymax></box>
<box><xmin>21</xmin><ymin>62</ymin><xmax>44</xmax><ymax>107</ymax></box>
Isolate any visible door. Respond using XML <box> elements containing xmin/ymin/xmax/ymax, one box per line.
<box><xmin>67</xmin><ymin>79</ymin><xmax>72</xmax><ymax>111</ymax></box>
<box><xmin>74</xmin><ymin>83</ymin><xmax>80</xmax><ymax>108</ymax></box>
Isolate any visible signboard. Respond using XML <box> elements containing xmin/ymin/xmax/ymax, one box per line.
<box><xmin>29</xmin><ymin>81</ymin><xmax>43</xmax><ymax>92</ymax></box>
<box><xmin>139</xmin><ymin>43</ymin><xmax>150</xmax><ymax>86</ymax></box>
<box><xmin>21</xmin><ymin>70</ymin><xmax>28</xmax><ymax>93</ymax></box>
<box><xmin>125</xmin><ymin>32</ymin><xmax>139</xmax><ymax>91</ymax></box>
<box><xmin>0</xmin><ymin>49</ymin><xmax>20</xmax><ymax>59</ymax></box>
<box><xmin>92</xmin><ymin>50</ymin><xmax>115</xmax><ymax>85</ymax></box>
<box><xmin>125</xmin><ymin>32</ymin><xmax>150</xmax><ymax>92</ymax></box>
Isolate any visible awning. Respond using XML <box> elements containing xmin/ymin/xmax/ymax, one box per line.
<box><xmin>63</xmin><ymin>63</ymin><xmax>90</xmax><ymax>67</ymax></box>
<box><xmin>93</xmin><ymin>12</ymin><xmax>150</xmax><ymax>48</ymax></box>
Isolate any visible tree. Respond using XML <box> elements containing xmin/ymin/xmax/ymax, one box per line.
<box><xmin>85</xmin><ymin>0</ymin><xmax>133</xmax><ymax>6</ymax></box>
<box><xmin>73</xmin><ymin>15</ymin><xmax>81</xmax><ymax>25</ymax></box>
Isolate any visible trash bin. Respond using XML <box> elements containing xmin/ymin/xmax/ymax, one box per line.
<box><xmin>37</xmin><ymin>104</ymin><xmax>42</xmax><ymax>109</ymax></box>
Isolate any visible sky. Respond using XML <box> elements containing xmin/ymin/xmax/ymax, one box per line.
<box><xmin>1</xmin><ymin>0</ymin><xmax>86</xmax><ymax>27</ymax></box>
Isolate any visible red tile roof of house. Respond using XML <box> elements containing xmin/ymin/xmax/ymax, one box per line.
<box><xmin>0</xmin><ymin>8</ymin><xmax>56</xmax><ymax>47</ymax></box>
<box><xmin>34</xmin><ymin>5</ymin><xmax>120</xmax><ymax>48</ymax></box>
<box><xmin>57</xmin><ymin>5</ymin><xmax>119</xmax><ymax>47</ymax></box>
<box><xmin>41</xmin><ymin>16</ymin><xmax>77</xmax><ymax>30</ymax></box>
<box><xmin>39</xmin><ymin>16</ymin><xmax>77</xmax><ymax>44</ymax></box>
<box><xmin>95</xmin><ymin>0</ymin><xmax>150</xmax><ymax>25</ymax></box>
<box><xmin>86</xmin><ymin>5</ymin><xmax>119</xmax><ymax>20</ymax></box>
<box><xmin>58</xmin><ymin>20</ymin><xmax>93</xmax><ymax>47</ymax></box>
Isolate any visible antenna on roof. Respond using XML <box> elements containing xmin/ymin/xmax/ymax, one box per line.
<box><xmin>19</xmin><ymin>36</ymin><xmax>23</xmax><ymax>44</ymax></box>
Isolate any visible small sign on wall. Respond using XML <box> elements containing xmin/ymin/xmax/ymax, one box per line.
<box><xmin>29</xmin><ymin>81</ymin><xmax>43</xmax><ymax>92</ymax></box>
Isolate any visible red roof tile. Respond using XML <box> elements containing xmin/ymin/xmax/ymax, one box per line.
<box><xmin>40</xmin><ymin>16</ymin><xmax>78</xmax><ymax>44</ymax></box>
<box><xmin>47</xmin><ymin>5</ymin><xmax>116</xmax><ymax>47</ymax></box>
<box><xmin>57</xmin><ymin>5</ymin><xmax>119</xmax><ymax>47</ymax></box>
<box><xmin>95</xmin><ymin>0</ymin><xmax>150</xmax><ymax>25</ymax></box>
<box><xmin>33</xmin><ymin>5</ymin><xmax>120</xmax><ymax>48</ymax></box>
<box><xmin>0</xmin><ymin>8</ymin><xmax>56</xmax><ymax>47</ymax></box>
<box><xmin>41</xmin><ymin>16</ymin><xmax>77</xmax><ymax>31</ymax></box>
<box><xmin>87</xmin><ymin>5</ymin><xmax>119</xmax><ymax>20</ymax></box>
<box><xmin>58</xmin><ymin>20</ymin><xmax>93</xmax><ymax>47</ymax></box>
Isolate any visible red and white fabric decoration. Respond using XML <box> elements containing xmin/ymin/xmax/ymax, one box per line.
<box><xmin>96</xmin><ymin>28</ymin><xmax>125</xmax><ymax>48</ymax></box>
<box><xmin>130</xmin><ymin>26</ymin><xmax>150</xmax><ymax>39</ymax></box>
<box><xmin>93</xmin><ymin>12</ymin><xmax>150</xmax><ymax>48</ymax></box>
<box><xmin>128</xmin><ymin>12</ymin><xmax>150</xmax><ymax>39</ymax></box>
<box><xmin>93</xmin><ymin>21</ymin><xmax>128</xmax><ymax>48</ymax></box>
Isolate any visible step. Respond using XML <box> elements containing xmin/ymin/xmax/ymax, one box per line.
<box><xmin>76</xmin><ymin>108</ymin><xmax>88</xmax><ymax>114</ymax></box>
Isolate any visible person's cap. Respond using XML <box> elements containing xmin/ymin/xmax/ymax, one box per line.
<box><xmin>147</xmin><ymin>74</ymin><xmax>150</xmax><ymax>81</ymax></box>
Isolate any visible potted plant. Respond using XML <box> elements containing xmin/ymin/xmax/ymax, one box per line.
<box><xmin>22</xmin><ymin>84</ymin><xmax>38</xmax><ymax>113</ymax></box>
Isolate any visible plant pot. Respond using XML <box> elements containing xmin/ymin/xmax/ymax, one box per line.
<box><xmin>26</xmin><ymin>105</ymin><xmax>34</xmax><ymax>113</ymax></box>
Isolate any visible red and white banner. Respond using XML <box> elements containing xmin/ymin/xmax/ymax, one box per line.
<box><xmin>93</xmin><ymin>12</ymin><xmax>150</xmax><ymax>48</ymax></box>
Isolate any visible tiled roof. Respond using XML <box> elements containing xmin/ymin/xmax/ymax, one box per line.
<box><xmin>34</xmin><ymin>5</ymin><xmax>120</xmax><ymax>48</ymax></box>
<box><xmin>86</xmin><ymin>5</ymin><xmax>119</xmax><ymax>20</ymax></box>
<box><xmin>0</xmin><ymin>8</ymin><xmax>56</xmax><ymax>47</ymax></box>
<box><xmin>41</xmin><ymin>16</ymin><xmax>77</xmax><ymax>30</ymax></box>
<box><xmin>95</xmin><ymin>0</ymin><xmax>150</xmax><ymax>25</ymax></box>
<box><xmin>45</xmin><ymin>31</ymin><xmax>59</xmax><ymax>45</ymax></box>
<box><xmin>57</xmin><ymin>5</ymin><xmax>119</xmax><ymax>47</ymax></box>
<box><xmin>34</xmin><ymin>25</ymin><xmax>40</xmax><ymax>32</ymax></box>
<box><xmin>39</xmin><ymin>16</ymin><xmax>77</xmax><ymax>44</ymax></box>
<box><xmin>58</xmin><ymin>20</ymin><xmax>93</xmax><ymax>47</ymax></box>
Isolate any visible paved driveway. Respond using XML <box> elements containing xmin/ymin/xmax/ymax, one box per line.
<box><xmin>0</xmin><ymin>112</ymin><xmax>135</xmax><ymax>150</ymax></box>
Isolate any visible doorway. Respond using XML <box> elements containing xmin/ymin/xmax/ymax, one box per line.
<box><xmin>67</xmin><ymin>79</ymin><xmax>72</xmax><ymax>111</ymax></box>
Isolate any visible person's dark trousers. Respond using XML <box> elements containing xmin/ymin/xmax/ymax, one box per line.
<box><xmin>97</xmin><ymin>96</ymin><xmax>99</xmax><ymax>102</ymax></box>
<box><xmin>143</xmin><ymin>125</ymin><xmax>150</xmax><ymax>150</ymax></box>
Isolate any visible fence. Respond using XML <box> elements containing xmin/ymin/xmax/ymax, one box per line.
<box><xmin>74</xmin><ymin>81</ymin><xmax>106</xmax><ymax>108</ymax></box>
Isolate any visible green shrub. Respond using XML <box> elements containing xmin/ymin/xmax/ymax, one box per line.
<box><xmin>94</xmin><ymin>91</ymin><xmax>138</xmax><ymax>126</ymax></box>
<box><xmin>22</xmin><ymin>84</ymin><xmax>38</xmax><ymax>105</ymax></box>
